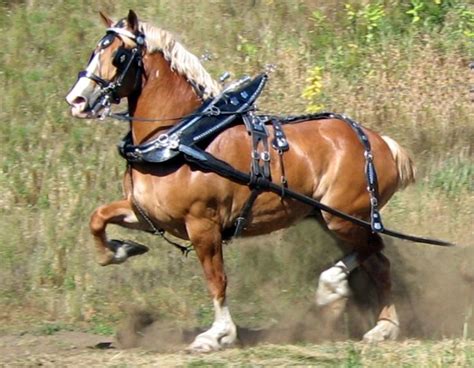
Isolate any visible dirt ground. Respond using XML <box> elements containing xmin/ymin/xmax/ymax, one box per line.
<box><xmin>1</xmin><ymin>331</ymin><xmax>473</xmax><ymax>367</ymax></box>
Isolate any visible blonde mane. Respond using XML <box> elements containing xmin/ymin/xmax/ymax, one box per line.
<box><xmin>139</xmin><ymin>22</ymin><xmax>221</xmax><ymax>99</ymax></box>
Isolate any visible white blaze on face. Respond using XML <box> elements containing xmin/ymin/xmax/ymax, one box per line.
<box><xmin>65</xmin><ymin>51</ymin><xmax>103</xmax><ymax>118</ymax></box>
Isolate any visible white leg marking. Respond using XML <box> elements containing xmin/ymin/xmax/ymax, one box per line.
<box><xmin>187</xmin><ymin>299</ymin><xmax>237</xmax><ymax>353</ymax></box>
<box><xmin>363</xmin><ymin>305</ymin><xmax>400</xmax><ymax>342</ymax></box>
<box><xmin>315</xmin><ymin>253</ymin><xmax>359</xmax><ymax>306</ymax></box>
<box><xmin>123</xmin><ymin>212</ymin><xmax>139</xmax><ymax>224</ymax></box>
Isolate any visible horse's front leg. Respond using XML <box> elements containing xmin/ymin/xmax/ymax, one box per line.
<box><xmin>90</xmin><ymin>199</ymin><xmax>149</xmax><ymax>266</ymax></box>
<box><xmin>185</xmin><ymin>218</ymin><xmax>237</xmax><ymax>353</ymax></box>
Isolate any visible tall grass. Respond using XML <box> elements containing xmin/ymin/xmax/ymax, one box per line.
<box><xmin>0</xmin><ymin>0</ymin><xmax>472</xmax><ymax>337</ymax></box>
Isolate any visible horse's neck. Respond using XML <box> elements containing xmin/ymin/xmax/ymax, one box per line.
<box><xmin>131</xmin><ymin>53</ymin><xmax>202</xmax><ymax>144</ymax></box>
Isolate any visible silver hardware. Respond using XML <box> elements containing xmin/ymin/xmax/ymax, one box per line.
<box><xmin>168</xmin><ymin>134</ymin><xmax>180</xmax><ymax>149</ymax></box>
<box><xmin>261</xmin><ymin>151</ymin><xmax>271</xmax><ymax>162</ymax></box>
<box><xmin>99</xmin><ymin>105</ymin><xmax>111</xmax><ymax>121</ymax></box>
<box><xmin>370</xmin><ymin>197</ymin><xmax>378</xmax><ymax>206</ymax></box>
<box><xmin>207</xmin><ymin>105</ymin><xmax>221</xmax><ymax>116</ymax></box>
<box><xmin>136</xmin><ymin>35</ymin><xmax>145</xmax><ymax>45</ymax></box>
<box><xmin>157</xmin><ymin>134</ymin><xmax>169</xmax><ymax>147</ymax></box>
<box><xmin>219</xmin><ymin>71</ymin><xmax>231</xmax><ymax>83</ymax></box>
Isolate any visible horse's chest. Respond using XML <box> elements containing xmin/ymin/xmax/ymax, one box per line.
<box><xmin>131</xmin><ymin>174</ymin><xmax>189</xmax><ymax>227</ymax></box>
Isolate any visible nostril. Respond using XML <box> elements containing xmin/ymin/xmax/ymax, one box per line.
<box><xmin>72</xmin><ymin>96</ymin><xmax>87</xmax><ymax>106</ymax></box>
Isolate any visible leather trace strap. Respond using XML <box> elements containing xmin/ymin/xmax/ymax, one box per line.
<box><xmin>243</xmin><ymin>113</ymin><xmax>272</xmax><ymax>185</ymax></box>
<box><xmin>233</xmin><ymin>189</ymin><xmax>261</xmax><ymax>238</ymax></box>
<box><xmin>234</xmin><ymin>113</ymin><xmax>273</xmax><ymax>237</ymax></box>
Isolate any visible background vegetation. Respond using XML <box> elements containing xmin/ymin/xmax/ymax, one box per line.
<box><xmin>0</xmin><ymin>0</ymin><xmax>472</xmax><ymax>352</ymax></box>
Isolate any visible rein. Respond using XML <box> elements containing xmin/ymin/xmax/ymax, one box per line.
<box><xmin>106</xmin><ymin>107</ymin><xmax>255</xmax><ymax>123</ymax></box>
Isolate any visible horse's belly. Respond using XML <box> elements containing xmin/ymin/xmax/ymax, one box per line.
<box><xmin>241</xmin><ymin>192</ymin><xmax>314</xmax><ymax>236</ymax></box>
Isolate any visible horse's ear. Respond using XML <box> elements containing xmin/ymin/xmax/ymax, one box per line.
<box><xmin>127</xmin><ymin>10</ymin><xmax>139</xmax><ymax>32</ymax></box>
<box><xmin>99</xmin><ymin>11</ymin><xmax>114</xmax><ymax>27</ymax></box>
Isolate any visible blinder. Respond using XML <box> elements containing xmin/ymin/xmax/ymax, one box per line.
<box><xmin>98</xmin><ymin>32</ymin><xmax>115</xmax><ymax>49</ymax></box>
<box><xmin>112</xmin><ymin>47</ymin><xmax>133</xmax><ymax>70</ymax></box>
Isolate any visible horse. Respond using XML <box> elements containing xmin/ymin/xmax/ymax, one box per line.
<box><xmin>66</xmin><ymin>10</ymin><xmax>417</xmax><ymax>352</ymax></box>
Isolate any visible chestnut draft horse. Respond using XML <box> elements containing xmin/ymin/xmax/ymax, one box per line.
<box><xmin>66</xmin><ymin>10</ymin><xmax>421</xmax><ymax>352</ymax></box>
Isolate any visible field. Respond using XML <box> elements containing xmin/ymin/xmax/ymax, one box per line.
<box><xmin>0</xmin><ymin>0</ymin><xmax>473</xmax><ymax>366</ymax></box>
<box><xmin>0</xmin><ymin>332</ymin><xmax>473</xmax><ymax>367</ymax></box>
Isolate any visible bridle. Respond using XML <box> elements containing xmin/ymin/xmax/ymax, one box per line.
<box><xmin>76</xmin><ymin>27</ymin><xmax>145</xmax><ymax>118</ymax></box>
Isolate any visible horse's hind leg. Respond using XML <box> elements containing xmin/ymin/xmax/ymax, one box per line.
<box><xmin>361</xmin><ymin>248</ymin><xmax>400</xmax><ymax>342</ymax></box>
<box><xmin>90</xmin><ymin>199</ymin><xmax>149</xmax><ymax>266</ymax></box>
<box><xmin>315</xmin><ymin>252</ymin><xmax>359</xmax><ymax>336</ymax></box>
<box><xmin>320</xmin><ymin>213</ymin><xmax>399</xmax><ymax>341</ymax></box>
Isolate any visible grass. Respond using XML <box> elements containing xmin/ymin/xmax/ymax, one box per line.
<box><xmin>8</xmin><ymin>340</ymin><xmax>470</xmax><ymax>367</ymax></box>
<box><xmin>0</xmin><ymin>0</ymin><xmax>472</xmax><ymax>346</ymax></box>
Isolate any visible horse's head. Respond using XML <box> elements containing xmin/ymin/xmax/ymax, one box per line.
<box><xmin>66</xmin><ymin>10</ymin><xmax>145</xmax><ymax>119</ymax></box>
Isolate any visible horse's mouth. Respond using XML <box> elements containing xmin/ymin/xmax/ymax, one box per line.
<box><xmin>70</xmin><ymin>105</ymin><xmax>94</xmax><ymax>119</ymax></box>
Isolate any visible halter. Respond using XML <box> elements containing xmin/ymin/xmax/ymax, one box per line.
<box><xmin>77</xmin><ymin>27</ymin><xmax>145</xmax><ymax>118</ymax></box>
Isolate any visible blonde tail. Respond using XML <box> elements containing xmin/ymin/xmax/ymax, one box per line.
<box><xmin>382</xmin><ymin>136</ymin><xmax>416</xmax><ymax>189</ymax></box>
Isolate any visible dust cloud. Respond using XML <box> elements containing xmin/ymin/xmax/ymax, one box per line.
<box><xmin>115</xmin><ymin>223</ymin><xmax>473</xmax><ymax>352</ymax></box>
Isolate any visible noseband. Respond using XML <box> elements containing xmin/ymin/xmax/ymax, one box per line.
<box><xmin>78</xmin><ymin>27</ymin><xmax>145</xmax><ymax>117</ymax></box>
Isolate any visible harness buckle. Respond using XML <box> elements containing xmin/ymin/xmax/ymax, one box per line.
<box><xmin>260</xmin><ymin>151</ymin><xmax>271</xmax><ymax>162</ymax></box>
<box><xmin>370</xmin><ymin>196</ymin><xmax>378</xmax><ymax>207</ymax></box>
<box><xmin>207</xmin><ymin>105</ymin><xmax>221</xmax><ymax>116</ymax></box>
<box><xmin>168</xmin><ymin>134</ymin><xmax>180</xmax><ymax>149</ymax></box>
<box><xmin>157</xmin><ymin>134</ymin><xmax>169</xmax><ymax>147</ymax></box>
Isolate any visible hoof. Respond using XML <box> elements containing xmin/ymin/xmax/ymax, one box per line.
<box><xmin>185</xmin><ymin>328</ymin><xmax>237</xmax><ymax>354</ymax></box>
<box><xmin>363</xmin><ymin>320</ymin><xmax>400</xmax><ymax>343</ymax></box>
<box><xmin>186</xmin><ymin>336</ymin><xmax>221</xmax><ymax>354</ymax></box>
<box><xmin>106</xmin><ymin>239</ymin><xmax>149</xmax><ymax>264</ymax></box>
